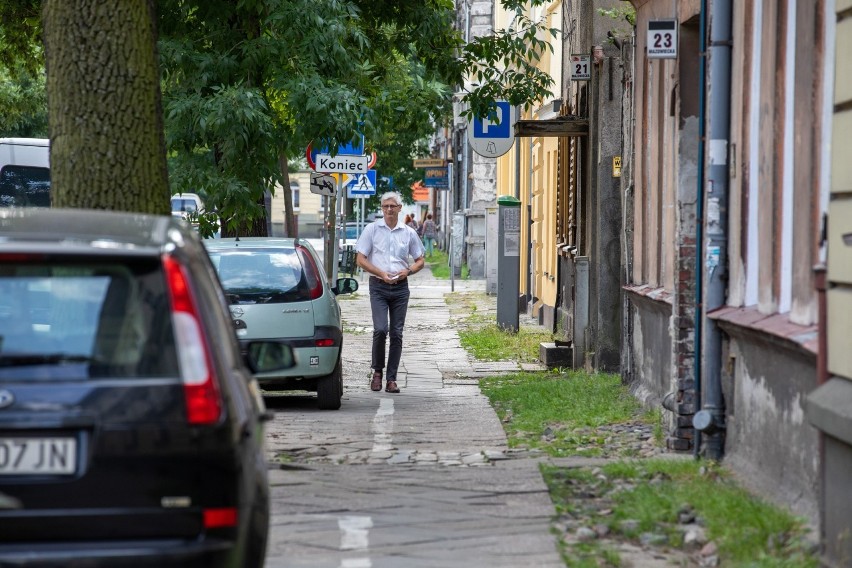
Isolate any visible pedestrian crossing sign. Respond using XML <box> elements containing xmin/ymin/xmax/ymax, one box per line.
<box><xmin>346</xmin><ymin>170</ymin><xmax>377</xmax><ymax>198</ymax></box>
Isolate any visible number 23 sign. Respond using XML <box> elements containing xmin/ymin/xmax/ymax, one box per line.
<box><xmin>647</xmin><ymin>20</ymin><xmax>677</xmax><ymax>59</ymax></box>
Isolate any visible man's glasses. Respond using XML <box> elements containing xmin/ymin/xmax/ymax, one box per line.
<box><xmin>381</xmin><ymin>204</ymin><xmax>401</xmax><ymax>209</ymax></box>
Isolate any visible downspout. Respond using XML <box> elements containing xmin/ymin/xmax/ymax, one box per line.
<box><xmin>693</xmin><ymin>0</ymin><xmax>733</xmax><ymax>461</ymax></box>
<box><xmin>528</xmin><ymin>137</ymin><xmax>534</xmax><ymax>306</ymax></box>
<box><xmin>515</xmin><ymin>107</ymin><xmax>522</xmax><ymax>200</ymax></box>
<box><xmin>692</xmin><ymin>0</ymin><xmax>708</xmax><ymax>459</ymax></box>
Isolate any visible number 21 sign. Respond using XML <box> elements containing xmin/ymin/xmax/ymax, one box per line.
<box><xmin>647</xmin><ymin>20</ymin><xmax>677</xmax><ymax>59</ymax></box>
<box><xmin>570</xmin><ymin>54</ymin><xmax>591</xmax><ymax>81</ymax></box>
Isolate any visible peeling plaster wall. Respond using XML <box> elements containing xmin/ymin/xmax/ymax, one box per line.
<box><xmin>467</xmin><ymin>154</ymin><xmax>497</xmax><ymax>277</ymax></box>
<box><xmin>722</xmin><ymin>334</ymin><xmax>819</xmax><ymax>527</ymax></box>
<box><xmin>627</xmin><ymin>296</ymin><xmax>673</xmax><ymax>409</ymax></box>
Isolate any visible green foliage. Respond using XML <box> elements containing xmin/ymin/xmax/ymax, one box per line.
<box><xmin>159</xmin><ymin>0</ymin><xmax>460</xmax><ymax>236</ymax></box>
<box><xmin>458</xmin><ymin>0</ymin><xmax>558</xmax><ymax>121</ymax></box>
<box><xmin>0</xmin><ymin>64</ymin><xmax>47</xmax><ymax>137</ymax></box>
<box><xmin>598</xmin><ymin>3</ymin><xmax>636</xmax><ymax>26</ymax></box>
<box><xmin>598</xmin><ymin>2</ymin><xmax>636</xmax><ymax>43</ymax></box>
<box><xmin>0</xmin><ymin>0</ymin><xmax>43</xmax><ymax>78</ymax></box>
<box><xmin>0</xmin><ymin>1</ymin><xmax>47</xmax><ymax>137</ymax></box>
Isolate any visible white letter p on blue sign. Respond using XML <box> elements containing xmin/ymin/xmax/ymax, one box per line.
<box><xmin>473</xmin><ymin>101</ymin><xmax>511</xmax><ymax>139</ymax></box>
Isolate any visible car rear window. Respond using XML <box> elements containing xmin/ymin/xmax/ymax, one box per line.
<box><xmin>0</xmin><ymin>166</ymin><xmax>51</xmax><ymax>207</ymax></box>
<box><xmin>0</xmin><ymin>257</ymin><xmax>179</xmax><ymax>380</ymax></box>
<box><xmin>207</xmin><ymin>247</ymin><xmax>312</xmax><ymax>304</ymax></box>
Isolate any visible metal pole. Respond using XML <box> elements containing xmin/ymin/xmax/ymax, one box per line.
<box><xmin>693</xmin><ymin>0</ymin><xmax>733</xmax><ymax>461</ymax></box>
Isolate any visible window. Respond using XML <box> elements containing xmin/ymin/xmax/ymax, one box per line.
<box><xmin>0</xmin><ymin>166</ymin><xmax>51</xmax><ymax>207</ymax></box>
<box><xmin>207</xmin><ymin>248</ymin><xmax>311</xmax><ymax>304</ymax></box>
<box><xmin>292</xmin><ymin>183</ymin><xmax>300</xmax><ymax>210</ymax></box>
<box><xmin>0</xmin><ymin>258</ymin><xmax>178</xmax><ymax>380</ymax></box>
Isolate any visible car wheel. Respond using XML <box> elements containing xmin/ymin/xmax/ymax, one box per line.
<box><xmin>317</xmin><ymin>354</ymin><xmax>343</xmax><ymax>410</ymax></box>
<box><xmin>243</xmin><ymin>483</ymin><xmax>269</xmax><ymax>568</ymax></box>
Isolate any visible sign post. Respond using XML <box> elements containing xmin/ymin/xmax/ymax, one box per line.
<box><xmin>306</xmin><ymin>141</ymin><xmax>378</xmax><ymax>284</ymax></box>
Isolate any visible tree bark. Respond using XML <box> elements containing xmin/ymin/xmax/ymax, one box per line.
<box><xmin>43</xmin><ymin>0</ymin><xmax>169</xmax><ymax>213</ymax></box>
<box><xmin>279</xmin><ymin>152</ymin><xmax>296</xmax><ymax>237</ymax></box>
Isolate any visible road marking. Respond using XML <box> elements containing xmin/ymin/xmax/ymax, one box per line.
<box><xmin>371</xmin><ymin>398</ymin><xmax>394</xmax><ymax>455</ymax></box>
<box><xmin>339</xmin><ymin>515</ymin><xmax>372</xmax><ymax>549</ymax></box>
<box><xmin>339</xmin><ymin>515</ymin><xmax>373</xmax><ymax>568</ymax></box>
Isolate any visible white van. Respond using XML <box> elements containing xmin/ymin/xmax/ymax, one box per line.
<box><xmin>0</xmin><ymin>138</ymin><xmax>50</xmax><ymax>207</ymax></box>
<box><xmin>170</xmin><ymin>192</ymin><xmax>205</xmax><ymax>220</ymax></box>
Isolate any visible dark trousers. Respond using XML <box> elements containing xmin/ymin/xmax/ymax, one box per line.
<box><xmin>369</xmin><ymin>277</ymin><xmax>410</xmax><ymax>381</ymax></box>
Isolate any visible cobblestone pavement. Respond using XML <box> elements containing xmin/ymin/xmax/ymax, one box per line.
<box><xmin>262</xmin><ymin>268</ymin><xmax>563</xmax><ymax>568</ymax></box>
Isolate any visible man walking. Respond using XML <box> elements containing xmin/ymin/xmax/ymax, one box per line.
<box><xmin>355</xmin><ymin>192</ymin><xmax>425</xmax><ymax>393</ymax></box>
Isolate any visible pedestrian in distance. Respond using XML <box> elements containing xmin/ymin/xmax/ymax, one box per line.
<box><xmin>420</xmin><ymin>212</ymin><xmax>438</xmax><ymax>258</ymax></box>
<box><xmin>355</xmin><ymin>192</ymin><xmax>425</xmax><ymax>394</ymax></box>
<box><xmin>405</xmin><ymin>214</ymin><xmax>418</xmax><ymax>232</ymax></box>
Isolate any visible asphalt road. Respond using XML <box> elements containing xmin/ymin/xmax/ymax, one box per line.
<box><xmin>262</xmin><ymin>270</ymin><xmax>563</xmax><ymax>568</ymax></box>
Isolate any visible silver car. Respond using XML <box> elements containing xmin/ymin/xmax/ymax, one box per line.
<box><xmin>204</xmin><ymin>238</ymin><xmax>358</xmax><ymax>410</ymax></box>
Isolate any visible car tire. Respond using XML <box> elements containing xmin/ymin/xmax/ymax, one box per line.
<box><xmin>317</xmin><ymin>354</ymin><xmax>343</xmax><ymax>410</ymax></box>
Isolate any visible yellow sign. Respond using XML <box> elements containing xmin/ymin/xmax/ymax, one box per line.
<box><xmin>413</xmin><ymin>158</ymin><xmax>445</xmax><ymax>168</ymax></box>
<box><xmin>613</xmin><ymin>156</ymin><xmax>622</xmax><ymax>178</ymax></box>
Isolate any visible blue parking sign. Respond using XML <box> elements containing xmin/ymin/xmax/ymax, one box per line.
<box><xmin>467</xmin><ymin>101</ymin><xmax>516</xmax><ymax>158</ymax></box>
<box><xmin>473</xmin><ymin>101</ymin><xmax>512</xmax><ymax>139</ymax></box>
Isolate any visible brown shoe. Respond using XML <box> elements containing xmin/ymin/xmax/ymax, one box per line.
<box><xmin>385</xmin><ymin>381</ymin><xmax>400</xmax><ymax>393</ymax></box>
<box><xmin>370</xmin><ymin>371</ymin><xmax>382</xmax><ymax>391</ymax></box>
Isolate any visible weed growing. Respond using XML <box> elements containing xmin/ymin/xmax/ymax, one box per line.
<box><xmin>427</xmin><ymin>248</ymin><xmax>469</xmax><ymax>279</ymax></box>
<box><xmin>452</xmin><ymin>290</ymin><xmax>817</xmax><ymax>567</ymax></box>
<box><xmin>542</xmin><ymin>460</ymin><xmax>818</xmax><ymax>567</ymax></box>
<box><xmin>480</xmin><ymin>370</ymin><xmax>657</xmax><ymax>457</ymax></box>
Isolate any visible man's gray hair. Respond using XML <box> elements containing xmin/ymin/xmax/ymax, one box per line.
<box><xmin>380</xmin><ymin>191</ymin><xmax>403</xmax><ymax>206</ymax></box>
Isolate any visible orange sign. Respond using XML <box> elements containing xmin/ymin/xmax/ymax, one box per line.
<box><xmin>412</xmin><ymin>183</ymin><xmax>430</xmax><ymax>203</ymax></box>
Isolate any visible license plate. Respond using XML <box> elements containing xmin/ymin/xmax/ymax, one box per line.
<box><xmin>0</xmin><ymin>437</ymin><xmax>77</xmax><ymax>475</ymax></box>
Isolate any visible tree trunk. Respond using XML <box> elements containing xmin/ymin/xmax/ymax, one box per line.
<box><xmin>43</xmin><ymin>0</ymin><xmax>169</xmax><ymax>213</ymax></box>
<box><xmin>279</xmin><ymin>153</ymin><xmax>296</xmax><ymax>237</ymax></box>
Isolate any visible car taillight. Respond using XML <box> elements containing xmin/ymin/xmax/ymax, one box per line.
<box><xmin>315</xmin><ymin>338</ymin><xmax>334</xmax><ymax>347</ymax></box>
<box><xmin>296</xmin><ymin>244</ymin><xmax>323</xmax><ymax>300</ymax></box>
<box><xmin>163</xmin><ymin>255</ymin><xmax>222</xmax><ymax>425</ymax></box>
<box><xmin>203</xmin><ymin>507</ymin><xmax>238</xmax><ymax>529</ymax></box>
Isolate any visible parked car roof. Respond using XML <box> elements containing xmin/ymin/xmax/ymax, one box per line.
<box><xmin>0</xmin><ymin>207</ymin><xmax>174</xmax><ymax>251</ymax></box>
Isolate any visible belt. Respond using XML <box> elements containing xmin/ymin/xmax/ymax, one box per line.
<box><xmin>370</xmin><ymin>276</ymin><xmax>407</xmax><ymax>286</ymax></box>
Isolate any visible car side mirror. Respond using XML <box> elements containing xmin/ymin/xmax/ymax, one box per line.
<box><xmin>244</xmin><ymin>341</ymin><xmax>296</xmax><ymax>373</ymax></box>
<box><xmin>333</xmin><ymin>277</ymin><xmax>359</xmax><ymax>295</ymax></box>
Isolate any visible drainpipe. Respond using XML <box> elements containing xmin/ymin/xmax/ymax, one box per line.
<box><xmin>515</xmin><ymin>106</ymin><xmax>522</xmax><ymax>200</ymax></box>
<box><xmin>528</xmin><ymin>137</ymin><xmax>534</xmax><ymax>306</ymax></box>
<box><xmin>692</xmin><ymin>0</ymin><xmax>708</xmax><ymax>459</ymax></box>
<box><xmin>692</xmin><ymin>0</ymin><xmax>733</xmax><ymax>461</ymax></box>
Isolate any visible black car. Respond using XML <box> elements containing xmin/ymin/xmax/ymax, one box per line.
<box><xmin>0</xmin><ymin>208</ymin><xmax>288</xmax><ymax>567</ymax></box>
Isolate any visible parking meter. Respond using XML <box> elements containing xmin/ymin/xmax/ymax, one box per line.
<box><xmin>497</xmin><ymin>196</ymin><xmax>521</xmax><ymax>332</ymax></box>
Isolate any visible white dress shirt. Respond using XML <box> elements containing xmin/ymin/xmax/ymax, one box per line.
<box><xmin>355</xmin><ymin>218</ymin><xmax>425</xmax><ymax>276</ymax></box>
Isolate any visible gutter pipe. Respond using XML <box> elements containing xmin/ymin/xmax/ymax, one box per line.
<box><xmin>692</xmin><ymin>0</ymin><xmax>708</xmax><ymax>460</ymax></box>
<box><xmin>693</xmin><ymin>0</ymin><xmax>733</xmax><ymax>460</ymax></box>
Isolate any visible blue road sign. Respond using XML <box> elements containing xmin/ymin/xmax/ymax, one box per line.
<box><xmin>346</xmin><ymin>170</ymin><xmax>377</xmax><ymax>198</ymax></box>
<box><xmin>467</xmin><ymin>101</ymin><xmax>516</xmax><ymax>158</ymax></box>
<box><xmin>473</xmin><ymin>101</ymin><xmax>512</xmax><ymax>139</ymax></box>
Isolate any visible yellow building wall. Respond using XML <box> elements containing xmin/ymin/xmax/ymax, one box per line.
<box><xmin>494</xmin><ymin>2</ymin><xmax>562</xmax><ymax>315</ymax></box>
